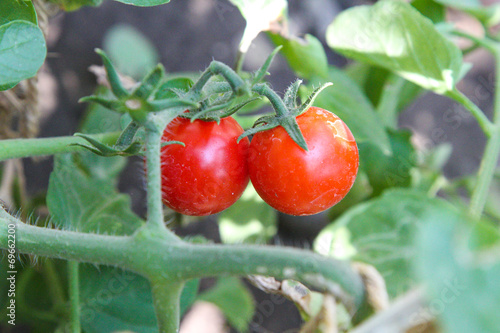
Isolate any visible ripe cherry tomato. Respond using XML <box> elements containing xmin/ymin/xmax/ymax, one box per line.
<box><xmin>160</xmin><ymin>117</ymin><xmax>250</xmax><ymax>216</ymax></box>
<box><xmin>248</xmin><ymin>107</ymin><xmax>359</xmax><ymax>216</ymax></box>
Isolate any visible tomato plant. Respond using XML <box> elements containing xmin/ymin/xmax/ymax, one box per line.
<box><xmin>248</xmin><ymin>106</ymin><xmax>358</xmax><ymax>216</ymax></box>
<box><xmin>1</xmin><ymin>0</ymin><xmax>500</xmax><ymax>332</ymax></box>
<box><xmin>160</xmin><ymin>116</ymin><xmax>249</xmax><ymax>216</ymax></box>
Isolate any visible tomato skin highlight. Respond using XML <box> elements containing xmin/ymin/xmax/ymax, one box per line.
<box><xmin>160</xmin><ymin>117</ymin><xmax>250</xmax><ymax>216</ymax></box>
<box><xmin>248</xmin><ymin>107</ymin><xmax>359</xmax><ymax>216</ymax></box>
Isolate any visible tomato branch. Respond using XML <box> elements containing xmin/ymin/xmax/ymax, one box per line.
<box><xmin>0</xmin><ymin>209</ymin><xmax>367</xmax><ymax>319</ymax></box>
<box><xmin>0</xmin><ymin>132</ymin><xmax>121</xmax><ymax>161</ymax></box>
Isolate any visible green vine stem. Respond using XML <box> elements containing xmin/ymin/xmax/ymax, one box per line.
<box><xmin>150</xmin><ymin>278</ymin><xmax>185</xmax><ymax>333</ymax></box>
<box><xmin>68</xmin><ymin>260</ymin><xmax>81</xmax><ymax>333</ymax></box>
<box><xmin>468</xmin><ymin>47</ymin><xmax>500</xmax><ymax>219</ymax></box>
<box><xmin>449</xmin><ymin>30</ymin><xmax>500</xmax><ymax>219</ymax></box>
<box><xmin>0</xmin><ymin>132</ymin><xmax>120</xmax><ymax>161</ymax></box>
<box><xmin>189</xmin><ymin>61</ymin><xmax>247</xmax><ymax>98</ymax></box>
<box><xmin>445</xmin><ymin>89</ymin><xmax>494</xmax><ymax>137</ymax></box>
<box><xmin>252</xmin><ymin>83</ymin><xmax>289</xmax><ymax>117</ymax></box>
<box><xmin>0</xmin><ymin>212</ymin><xmax>366</xmax><ymax>316</ymax></box>
<box><xmin>143</xmin><ymin>127</ymin><xmax>178</xmax><ymax>238</ymax></box>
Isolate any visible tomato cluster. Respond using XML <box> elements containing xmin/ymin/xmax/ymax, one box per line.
<box><xmin>159</xmin><ymin>107</ymin><xmax>359</xmax><ymax>216</ymax></box>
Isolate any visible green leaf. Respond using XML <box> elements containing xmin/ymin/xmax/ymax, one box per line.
<box><xmin>0</xmin><ymin>0</ymin><xmax>37</xmax><ymax>26</ymax></box>
<box><xmin>47</xmin><ymin>0</ymin><xmax>103</xmax><ymax>11</ymax></box>
<box><xmin>219</xmin><ymin>184</ymin><xmax>277</xmax><ymax>244</ymax></box>
<box><xmin>229</xmin><ymin>0</ymin><xmax>287</xmax><ymax>52</ymax></box>
<box><xmin>112</xmin><ymin>0</ymin><xmax>170</xmax><ymax>7</ymax></box>
<box><xmin>310</xmin><ymin>67</ymin><xmax>391</xmax><ymax>154</ymax></box>
<box><xmin>103</xmin><ymin>24</ymin><xmax>159</xmax><ymax>80</ymax></box>
<box><xmin>46</xmin><ymin>154</ymin><xmax>143</xmax><ymax>235</ymax></box>
<box><xmin>411</xmin><ymin>0</ymin><xmax>446</xmax><ymax>23</ymax></box>
<box><xmin>327</xmin><ymin>0</ymin><xmax>464</xmax><ymax>94</ymax></box>
<box><xmin>268</xmin><ymin>33</ymin><xmax>328</xmax><ymax>80</ymax></box>
<box><xmin>198</xmin><ymin>277</ymin><xmax>255</xmax><ymax>332</ymax></box>
<box><xmin>434</xmin><ymin>0</ymin><xmax>500</xmax><ymax>27</ymax></box>
<box><xmin>358</xmin><ymin>129</ymin><xmax>417</xmax><ymax>196</ymax></box>
<box><xmin>0</xmin><ymin>20</ymin><xmax>46</xmax><ymax>90</ymax></box>
<box><xmin>314</xmin><ymin>189</ymin><xmax>447</xmax><ymax>298</ymax></box>
<box><xmin>79</xmin><ymin>265</ymin><xmax>199</xmax><ymax>333</ymax></box>
<box><xmin>414</xmin><ymin>200</ymin><xmax>500</xmax><ymax>333</ymax></box>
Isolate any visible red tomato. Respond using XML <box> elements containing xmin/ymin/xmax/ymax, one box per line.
<box><xmin>160</xmin><ymin>117</ymin><xmax>249</xmax><ymax>216</ymax></box>
<box><xmin>248</xmin><ymin>107</ymin><xmax>359</xmax><ymax>216</ymax></box>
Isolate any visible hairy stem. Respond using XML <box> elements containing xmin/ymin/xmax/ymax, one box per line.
<box><xmin>0</xmin><ymin>212</ymin><xmax>366</xmax><ymax>315</ymax></box>
<box><xmin>68</xmin><ymin>260</ymin><xmax>81</xmax><ymax>333</ymax></box>
<box><xmin>144</xmin><ymin>129</ymin><xmax>167</xmax><ymax>232</ymax></box>
<box><xmin>143</xmin><ymin>129</ymin><xmax>179</xmax><ymax>242</ymax></box>
<box><xmin>252</xmin><ymin>83</ymin><xmax>289</xmax><ymax>117</ymax></box>
<box><xmin>0</xmin><ymin>132</ymin><xmax>120</xmax><ymax>161</ymax></box>
<box><xmin>150</xmin><ymin>278</ymin><xmax>185</xmax><ymax>333</ymax></box>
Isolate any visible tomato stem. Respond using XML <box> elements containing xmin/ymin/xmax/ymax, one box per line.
<box><xmin>0</xmin><ymin>132</ymin><xmax>121</xmax><ymax>161</ymax></box>
<box><xmin>468</xmin><ymin>44</ymin><xmax>500</xmax><ymax>219</ymax></box>
<box><xmin>150</xmin><ymin>278</ymin><xmax>184</xmax><ymax>333</ymax></box>
<box><xmin>190</xmin><ymin>60</ymin><xmax>247</xmax><ymax>97</ymax></box>
<box><xmin>445</xmin><ymin>89</ymin><xmax>494</xmax><ymax>137</ymax></box>
<box><xmin>252</xmin><ymin>83</ymin><xmax>289</xmax><ymax>117</ymax></box>
<box><xmin>68</xmin><ymin>260</ymin><xmax>81</xmax><ymax>333</ymax></box>
<box><xmin>144</xmin><ymin>128</ymin><xmax>182</xmax><ymax>241</ymax></box>
<box><xmin>0</xmin><ymin>211</ymin><xmax>368</xmax><ymax>321</ymax></box>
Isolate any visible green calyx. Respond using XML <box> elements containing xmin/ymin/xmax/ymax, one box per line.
<box><xmin>79</xmin><ymin>49</ymin><xmax>197</xmax><ymax>126</ymax></box>
<box><xmin>78</xmin><ymin>47</ymin><xmax>330</xmax><ymax>155</ymax></box>
<box><xmin>72</xmin><ymin>120</ymin><xmax>145</xmax><ymax>157</ymax></box>
<box><xmin>239</xmin><ymin>80</ymin><xmax>333</xmax><ymax>151</ymax></box>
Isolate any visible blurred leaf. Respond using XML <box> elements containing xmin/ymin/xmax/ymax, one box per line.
<box><xmin>0</xmin><ymin>20</ymin><xmax>46</xmax><ymax>90</ymax></box>
<box><xmin>48</xmin><ymin>0</ymin><xmax>102</xmax><ymax>11</ymax></box>
<box><xmin>229</xmin><ymin>0</ymin><xmax>287</xmax><ymax>53</ymax></box>
<box><xmin>411</xmin><ymin>0</ymin><xmax>446</xmax><ymax>23</ymax></box>
<box><xmin>112</xmin><ymin>0</ymin><xmax>170</xmax><ymax>6</ymax></box>
<box><xmin>415</xmin><ymin>200</ymin><xmax>500</xmax><ymax>333</ymax></box>
<box><xmin>219</xmin><ymin>184</ymin><xmax>277</xmax><ymax>244</ymax></box>
<box><xmin>310</xmin><ymin>67</ymin><xmax>391</xmax><ymax>154</ymax></box>
<box><xmin>411</xmin><ymin>143</ymin><xmax>452</xmax><ymax>193</ymax></box>
<box><xmin>358</xmin><ymin>129</ymin><xmax>417</xmax><ymax>196</ymax></box>
<box><xmin>327</xmin><ymin>0</ymin><xmax>464</xmax><ymax>94</ymax></box>
<box><xmin>434</xmin><ymin>0</ymin><xmax>500</xmax><ymax>27</ymax></box>
<box><xmin>79</xmin><ymin>265</ymin><xmax>199</xmax><ymax>333</ymax></box>
<box><xmin>268</xmin><ymin>33</ymin><xmax>328</xmax><ymax>80</ymax></box>
<box><xmin>198</xmin><ymin>277</ymin><xmax>254</xmax><ymax>332</ymax></box>
<box><xmin>47</xmin><ymin>154</ymin><xmax>143</xmax><ymax>235</ymax></box>
<box><xmin>13</xmin><ymin>263</ymin><xmax>62</xmax><ymax>330</ymax></box>
<box><xmin>0</xmin><ymin>0</ymin><xmax>37</xmax><ymax>26</ymax></box>
<box><xmin>484</xmin><ymin>175</ymin><xmax>500</xmax><ymax>221</ymax></box>
<box><xmin>103</xmin><ymin>24</ymin><xmax>159</xmax><ymax>80</ymax></box>
<box><xmin>315</xmin><ymin>189</ymin><xmax>447</xmax><ymax>298</ymax></box>
<box><xmin>0</xmin><ymin>257</ymin><xmax>8</xmax><ymax>310</ymax></box>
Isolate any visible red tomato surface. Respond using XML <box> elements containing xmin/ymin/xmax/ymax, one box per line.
<box><xmin>248</xmin><ymin>107</ymin><xmax>359</xmax><ymax>216</ymax></box>
<box><xmin>160</xmin><ymin>117</ymin><xmax>250</xmax><ymax>216</ymax></box>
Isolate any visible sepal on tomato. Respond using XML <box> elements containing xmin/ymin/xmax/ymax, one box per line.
<box><xmin>241</xmin><ymin>80</ymin><xmax>332</xmax><ymax>151</ymax></box>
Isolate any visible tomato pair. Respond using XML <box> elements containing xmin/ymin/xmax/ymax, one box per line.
<box><xmin>159</xmin><ymin>107</ymin><xmax>359</xmax><ymax>216</ymax></box>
